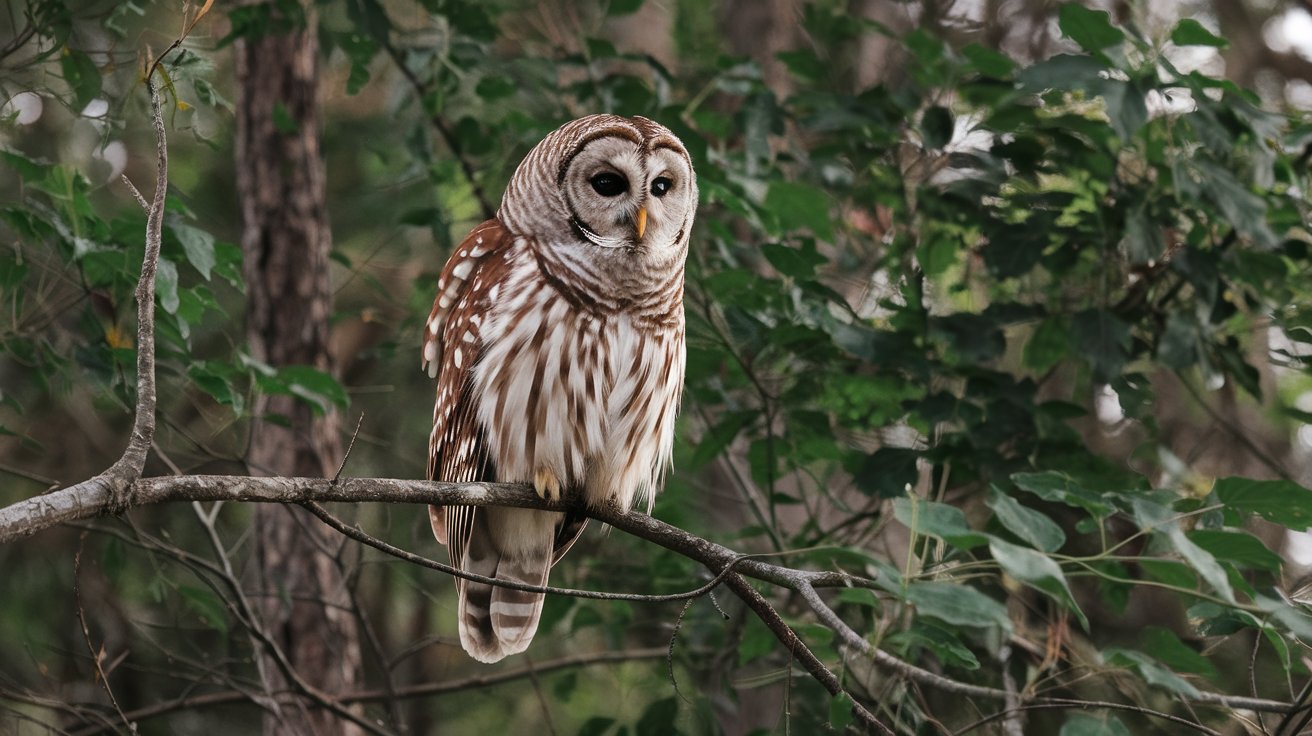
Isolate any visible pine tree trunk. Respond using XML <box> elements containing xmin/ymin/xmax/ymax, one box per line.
<box><xmin>233</xmin><ymin>3</ymin><xmax>362</xmax><ymax>733</ymax></box>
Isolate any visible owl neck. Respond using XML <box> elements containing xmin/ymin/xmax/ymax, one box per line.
<box><xmin>529</xmin><ymin>239</ymin><xmax>686</xmax><ymax>327</ymax></box>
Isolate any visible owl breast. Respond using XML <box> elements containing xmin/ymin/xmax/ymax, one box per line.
<box><xmin>472</xmin><ymin>238</ymin><xmax>685</xmax><ymax>512</ymax></box>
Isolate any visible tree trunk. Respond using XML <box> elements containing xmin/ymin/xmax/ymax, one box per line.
<box><xmin>233</xmin><ymin>3</ymin><xmax>362</xmax><ymax>734</ymax></box>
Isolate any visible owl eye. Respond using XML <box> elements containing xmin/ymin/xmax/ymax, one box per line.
<box><xmin>589</xmin><ymin>172</ymin><xmax>628</xmax><ymax>197</ymax></box>
<box><xmin>651</xmin><ymin>177</ymin><xmax>674</xmax><ymax>198</ymax></box>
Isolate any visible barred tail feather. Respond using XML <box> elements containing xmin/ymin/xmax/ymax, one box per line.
<box><xmin>456</xmin><ymin>509</ymin><xmax>554</xmax><ymax>663</ymax></box>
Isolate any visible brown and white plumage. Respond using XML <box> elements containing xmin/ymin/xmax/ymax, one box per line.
<box><xmin>423</xmin><ymin>115</ymin><xmax>697</xmax><ymax>662</ymax></box>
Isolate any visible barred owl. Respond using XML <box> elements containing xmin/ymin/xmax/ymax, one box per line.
<box><xmin>422</xmin><ymin>115</ymin><xmax>697</xmax><ymax>663</ymax></box>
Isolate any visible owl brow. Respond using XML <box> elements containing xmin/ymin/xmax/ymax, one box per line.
<box><xmin>556</xmin><ymin>128</ymin><xmax>642</xmax><ymax>185</ymax></box>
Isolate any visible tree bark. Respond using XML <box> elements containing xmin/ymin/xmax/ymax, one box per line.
<box><xmin>233</xmin><ymin>3</ymin><xmax>362</xmax><ymax>734</ymax></box>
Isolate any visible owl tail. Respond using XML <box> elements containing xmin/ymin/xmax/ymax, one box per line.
<box><xmin>456</xmin><ymin>509</ymin><xmax>553</xmax><ymax>663</ymax></box>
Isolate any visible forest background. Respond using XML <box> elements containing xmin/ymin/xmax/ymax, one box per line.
<box><xmin>3</xmin><ymin>0</ymin><xmax>1312</xmax><ymax>734</ymax></box>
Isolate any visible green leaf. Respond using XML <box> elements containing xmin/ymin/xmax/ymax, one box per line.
<box><xmin>738</xmin><ymin>614</ymin><xmax>774</xmax><ymax>665</ymax></box>
<box><xmin>171</xmin><ymin>222</ymin><xmax>216</xmax><ymax>280</ymax></box>
<box><xmin>156</xmin><ymin>257</ymin><xmax>180</xmax><ymax>314</ymax></box>
<box><xmin>904</xmin><ymin>581</ymin><xmax>1012</xmax><ymax>633</ymax></box>
<box><xmin>1133</xmin><ymin>499</ymin><xmax>1234</xmax><ymax>603</ymax></box>
<box><xmin>921</xmin><ymin>106</ymin><xmax>953</xmax><ymax>150</ymax></box>
<box><xmin>61</xmin><ymin>48</ymin><xmax>101</xmax><ymax>110</ymax></box>
<box><xmin>1186</xmin><ymin>529</ymin><xmax>1281</xmax><ymax>572</ymax></box>
<box><xmin>828</xmin><ymin>691</ymin><xmax>854</xmax><ymax>731</ymax></box>
<box><xmin>1060</xmin><ymin>712</ymin><xmax>1132</xmax><ymax>736</ymax></box>
<box><xmin>1023</xmin><ymin>317</ymin><xmax>1069</xmax><ymax>374</ymax></box>
<box><xmin>276</xmin><ymin>365</ymin><xmax>349</xmax><ymax>413</ymax></box>
<box><xmin>963</xmin><ymin>43</ymin><xmax>1014</xmax><ymax>78</ymax></box>
<box><xmin>1215</xmin><ymin>477</ymin><xmax>1312</xmax><ymax>527</ymax></box>
<box><xmin>607</xmin><ymin>0</ymin><xmax>643</xmax><ymax>16</ymax></box>
<box><xmin>1012</xmin><ymin>471</ymin><xmax>1114</xmax><ymax>517</ymax></box>
<box><xmin>178</xmin><ymin>585</ymin><xmax>229</xmax><ymax>634</ymax></box>
<box><xmin>578</xmin><ymin>718</ymin><xmax>616</xmax><ymax>736</ymax></box>
<box><xmin>635</xmin><ymin>697</ymin><xmax>677</xmax><ymax>736</ymax></box>
<box><xmin>761</xmin><ymin>241</ymin><xmax>825</xmax><ymax>279</ymax></box>
<box><xmin>987</xmin><ymin>487</ymin><xmax>1066</xmax><ymax>552</ymax></box>
<box><xmin>1104</xmin><ymin>647</ymin><xmax>1200</xmax><ymax>697</ymax></box>
<box><xmin>990</xmin><ymin>538</ymin><xmax>1088</xmax><ymax>629</ymax></box>
<box><xmin>1098</xmin><ymin>78</ymin><xmax>1147</xmax><ymax>142</ymax></box>
<box><xmin>1141</xmin><ymin>626</ymin><xmax>1218</xmax><ymax>679</ymax></box>
<box><xmin>1058</xmin><ymin>4</ymin><xmax>1124</xmax><ymax>53</ymax></box>
<box><xmin>895</xmin><ymin>496</ymin><xmax>991</xmax><ymax>549</ymax></box>
<box><xmin>764</xmin><ymin>181</ymin><xmax>833</xmax><ymax>240</ymax></box>
<box><xmin>1070</xmin><ymin>309</ymin><xmax>1130</xmax><ymax>382</ymax></box>
<box><xmin>1170</xmin><ymin>19</ymin><xmax>1227</xmax><ymax>48</ymax></box>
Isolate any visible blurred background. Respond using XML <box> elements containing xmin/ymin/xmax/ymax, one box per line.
<box><xmin>2</xmin><ymin>0</ymin><xmax>1312</xmax><ymax>734</ymax></box>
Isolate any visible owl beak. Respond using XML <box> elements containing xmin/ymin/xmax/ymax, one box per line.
<box><xmin>634</xmin><ymin>207</ymin><xmax>648</xmax><ymax>241</ymax></box>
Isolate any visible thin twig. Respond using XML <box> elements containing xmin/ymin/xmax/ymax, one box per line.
<box><xmin>74</xmin><ymin>533</ymin><xmax>136</xmax><ymax>734</ymax></box>
<box><xmin>73</xmin><ymin>648</ymin><xmax>667</xmax><ymax>735</ymax></box>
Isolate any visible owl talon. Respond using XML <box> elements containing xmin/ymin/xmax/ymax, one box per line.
<box><xmin>534</xmin><ymin>467</ymin><xmax>561</xmax><ymax>503</ymax></box>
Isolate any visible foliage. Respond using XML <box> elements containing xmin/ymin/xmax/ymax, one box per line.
<box><xmin>1</xmin><ymin>0</ymin><xmax>1312</xmax><ymax>734</ymax></box>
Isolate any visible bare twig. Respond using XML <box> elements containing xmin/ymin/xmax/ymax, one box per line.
<box><xmin>74</xmin><ymin>534</ymin><xmax>136</xmax><ymax>734</ymax></box>
<box><xmin>72</xmin><ymin>648</ymin><xmax>667</xmax><ymax>735</ymax></box>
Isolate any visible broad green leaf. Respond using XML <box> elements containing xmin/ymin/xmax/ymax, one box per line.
<box><xmin>1070</xmin><ymin>309</ymin><xmax>1130</xmax><ymax>382</ymax></box>
<box><xmin>764</xmin><ymin>181</ymin><xmax>833</xmax><ymax>240</ymax></box>
<box><xmin>761</xmin><ymin>241</ymin><xmax>825</xmax><ymax>279</ymax></box>
<box><xmin>963</xmin><ymin>43</ymin><xmax>1014</xmax><ymax>77</ymax></box>
<box><xmin>1170</xmin><ymin>19</ymin><xmax>1227</xmax><ymax>48</ymax></box>
<box><xmin>990</xmin><ymin>538</ymin><xmax>1088</xmax><ymax>629</ymax></box>
<box><xmin>171</xmin><ymin>222</ymin><xmax>216</xmax><ymax>280</ymax></box>
<box><xmin>1023</xmin><ymin>317</ymin><xmax>1069</xmax><ymax>374</ymax></box>
<box><xmin>1097</xmin><ymin>78</ymin><xmax>1147</xmax><ymax>142</ymax></box>
<box><xmin>987</xmin><ymin>487</ymin><xmax>1066</xmax><ymax>552</ymax></box>
<box><xmin>61</xmin><ymin>48</ymin><xmax>101</xmax><ymax>110</ymax></box>
<box><xmin>1188</xmin><ymin>529</ymin><xmax>1281</xmax><ymax>572</ymax></box>
<box><xmin>895</xmin><ymin>496</ymin><xmax>991</xmax><ymax>549</ymax></box>
<box><xmin>1215</xmin><ymin>477</ymin><xmax>1312</xmax><ymax>527</ymax></box>
<box><xmin>1133</xmin><ymin>499</ymin><xmax>1234</xmax><ymax>602</ymax></box>
<box><xmin>921</xmin><ymin>106</ymin><xmax>953</xmax><ymax>149</ymax></box>
<box><xmin>1058</xmin><ymin>4</ymin><xmax>1124</xmax><ymax>53</ymax></box>
<box><xmin>828</xmin><ymin>691</ymin><xmax>854</xmax><ymax>731</ymax></box>
<box><xmin>1104</xmin><ymin>648</ymin><xmax>1200</xmax><ymax>697</ymax></box>
<box><xmin>1141</xmin><ymin>626</ymin><xmax>1218</xmax><ymax>679</ymax></box>
<box><xmin>635</xmin><ymin>697</ymin><xmax>677</xmax><ymax>736</ymax></box>
<box><xmin>276</xmin><ymin>365</ymin><xmax>349</xmax><ymax>413</ymax></box>
<box><xmin>1012</xmin><ymin>471</ymin><xmax>1114</xmax><ymax>517</ymax></box>
<box><xmin>904</xmin><ymin>581</ymin><xmax>1012</xmax><ymax>633</ymax></box>
<box><xmin>156</xmin><ymin>257</ymin><xmax>180</xmax><ymax>314</ymax></box>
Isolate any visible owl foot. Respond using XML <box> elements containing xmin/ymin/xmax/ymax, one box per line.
<box><xmin>533</xmin><ymin>467</ymin><xmax>561</xmax><ymax>503</ymax></box>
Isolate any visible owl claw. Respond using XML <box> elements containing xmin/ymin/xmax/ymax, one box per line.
<box><xmin>534</xmin><ymin>467</ymin><xmax>561</xmax><ymax>503</ymax></box>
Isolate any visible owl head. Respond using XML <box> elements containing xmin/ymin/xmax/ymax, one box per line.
<box><xmin>498</xmin><ymin>114</ymin><xmax>697</xmax><ymax>268</ymax></box>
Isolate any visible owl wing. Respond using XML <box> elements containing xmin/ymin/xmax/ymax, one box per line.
<box><xmin>424</xmin><ymin>219</ymin><xmax>507</xmax><ymax>560</ymax></box>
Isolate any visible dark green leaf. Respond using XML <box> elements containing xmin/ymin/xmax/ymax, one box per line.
<box><xmin>1186</xmin><ymin>530</ymin><xmax>1281</xmax><ymax>572</ymax></box>
<box><xmin>1216</xmin><ymin>477</ymin><xmax>1312</xmax><ymax>527</ymax></box>
<box><xmin>987</xmin><ymin>488</ymin><xmax>1066</xmax><ymax>552</ymax></box>
<box><xmin>894</xmin><ymin>497</ymin><xmax>991</xmax><ymax>549</ymax></box>
<box><xmin>1058</xmin><ymin>4</ymin><xmax>1125</xmax><ymax>53</ymax></box>
<box><xmin>828</xmin><ymin>692</ymin><xmax>853</xmax><ymax>731</ymax></box>
<box><xmin>921</xmin><ymin>106</ymin><xmax>953</xmax><ymax>150</ymax></box>
<box><xmin>1141</xmin><ymin>626</ymin><xmax>1218</xmax><ymax>679</ymax></box>
<box><xmin>990</xmin><ymin>538</ymin><xmax>1088</xmax><ymax>629</ymax></box>
<box><xmin>61</xmin><ymin>49</ymin><xmax>101</xmax><ymax>110</ymax></box>
<box><xmin>904</xmin><ymin>581</ymin><xmax>1012</xmax><ymax>633</ymax></box>
<box><xmin>1170</xmin><ymin>19</ymin><xmax>1227</xmax><ymax>48</ymax></box>
<box><xmin>635</xmin><ymin>697</ymin><xmax>677</xmax><ymax>736</ymax></box>
<box><xmin>764</xmin><ymin>181</ymin><xmax>833</xmax><ymax>240</ymax></box>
